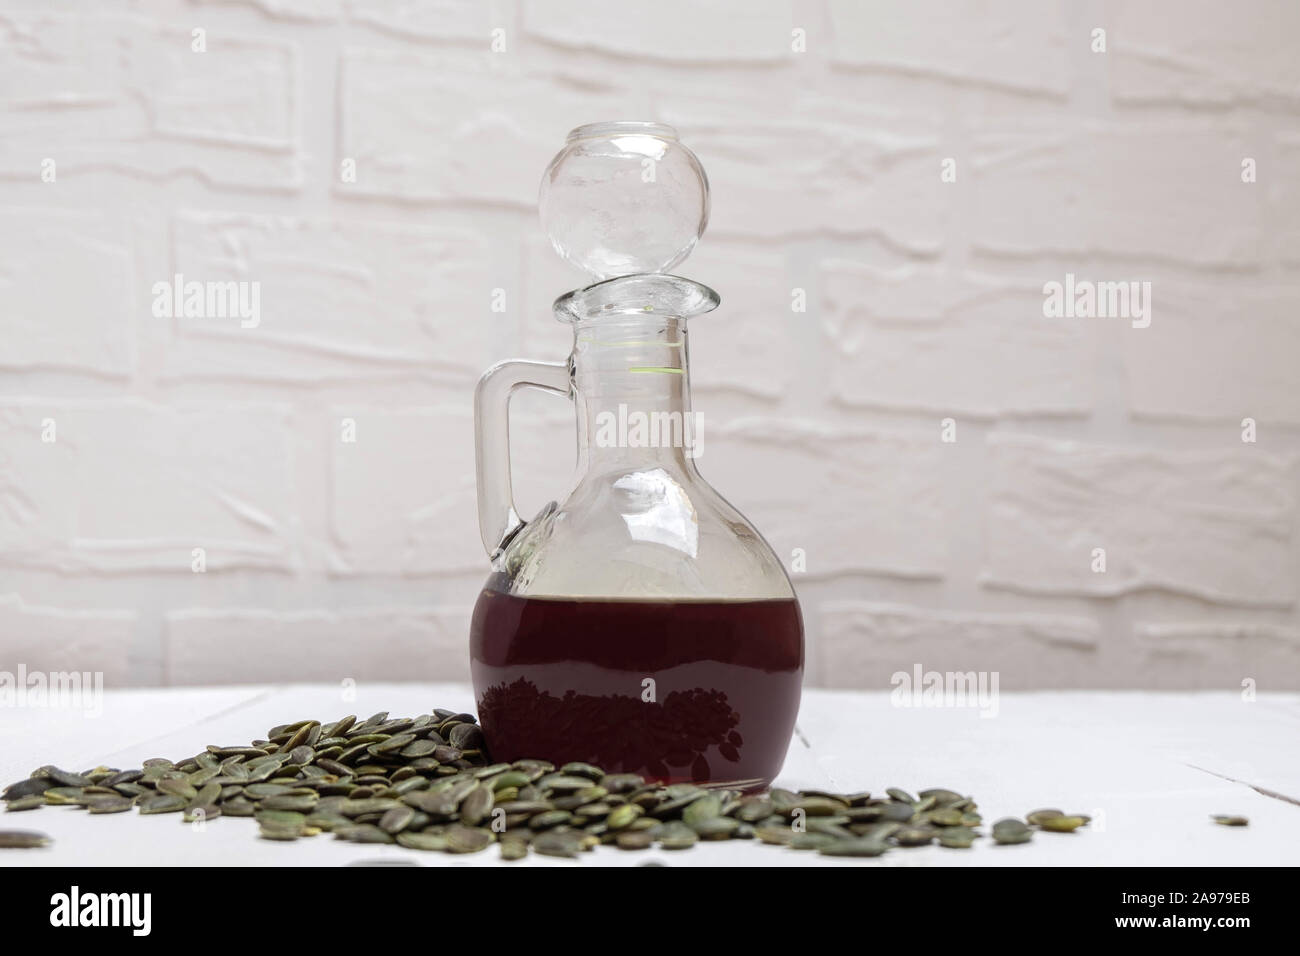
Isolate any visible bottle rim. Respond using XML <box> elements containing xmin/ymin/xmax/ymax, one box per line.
<box><xmin>553</xmin><ymin>274</ymin><xmax>719</xmax><ymax>324</ymax></box>
<box><xmin>566</xmin><ymin>121</ymin><xmax>679</xmax><ymax>143</ymax></box>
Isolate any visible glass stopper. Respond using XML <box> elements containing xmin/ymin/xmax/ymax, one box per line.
<box><xmin>539</xmin><ymin>121</ymin><xmax>710</xmax><ymax>281</ymax></box>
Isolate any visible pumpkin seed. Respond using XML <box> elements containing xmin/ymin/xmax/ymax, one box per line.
<box><xmin>928</xmin><ymin>808</ymin><xmax>965</xmax><ymax>827</ymax></box>
<box><xmin>445</xmin><ymin>824</ymin><xmax>493</xmax><ymax>853</ymax></box>
<box><xmin>138</xmin><ymin>793</ymin><xmax>187</xmax><ymax>815</ymax></box>
<box><xmin>692</xmin><ymin>816</ymin><xmax>741</xmax><ymax>840</ymax></box>
<box><xmin>919</xmin><ymin>789</ymin><xmax>963</xmax><ymax>804</ymax></box>
<box><xmin>459</xmin><ymin>787</ymin><xmax>494</xmax><ymax>827</ymax></box>
<box><xmin>992</xmin><ymin>818</ymin><xmax>1034</xmax><ymax>845</ymax></box>
<box><xmin>607</xmin><ymin>804</ymin><xmax>643</xmax><ymax>830</ymax></box>
<box><xmin>1026</xmin><ymin>808</ymin><xmax>1064</xmax><ymax>826</ymax></box>
<box><xmin>894</xmin><ymin>827</ymin><xmax>935</xmax><ymax>847</ymax></box>
<box><xmin>682</xmin><ymin>794</ymin><xmax>722</xmax><ymax>825</ymax></box>
<box><xmin>244</xmin><ymin>783</ymin><xmax>292</xmax><ymax>799</ymax></box>
<box><xmin>499</xmin><ymin>838</ymin><xmax>529</xmax><ymax>860</ymax></box>
<box><xmin>533</xmin><ymin>830</ymin><xmax>584</xmax><ymax>858</ymax></box>
<box><xmin>537</xmin><ymin>774</ymin><xmax>596</xmax><ymax>792</ymax></box>
<box><xmin>529</xmin><ymin>810</ymin><xmax>572</xmax><ymax>830</ymax></box>
<box><xmin>5</xmin><ymin>795</ymin><xmax>46</xmax><ymax>812</ymax></box>
<box><xmin>819</xmin><ymin>837</ymin><xmax>888</xmax><ymax>857</ymax></box>
<box><xmin>880</xmin><ymin>802</ymin><xmax>915</xmax><ymax>823</ymax></box>
<box><xmin>615</xmin><ymin>829</ymin><xmax>655</xmax><ymax>850</ymax></box>
<box><xmin>1038</xmin><ymin>815</ymin><xmax>1089</xmax><ymax>833</ymax></box>
<box><xmin>260</xmin><ymin>794</ymin><xmax>318</xmax><ymax>813</ymax></box>
<box><xmin>0</xmin><ymin>830</ymin><xmax>52</xmax><ymax>848</ymax></box>
<box><xmin>44</xmin><ymin>768</ymin><xmax>94</xmax><ymax>788</ymax></box>
<box><xmin>86</xmin><ymin>796</ymin><xmax>135</xmax><ymax>814</ymax></box>
<box><xmin>938</xmin><ymin>827</ymin><xmax>979</xmax><ymax>848</ymax></box>
<box><xmin>3</xmin><ymin>778</ymin><xmax>51</xmax><ymax>800</ymax></box>
<box><xmin>184</xmin><ymin>804</ymin><xmax>221</xmax><ymax>823</ymax></box>
<box><xmin>1211</xmin><ymin>815</ymin><xmax>1249</xmax><ymax>827</ymax></box>
<box><xmin>560</xmin><ymin>762</ymin><xmax>604</xmax><ymax>781</ymax></box>
<box><xmin>657</xmin><ymin>821</ymin><xmax>699</xmax><ymax>849</ymax></box>
<box><xmin>379</xmin><ymin>806</ymin><xmax>415</xmax><ymax>833</ymax></box>
<box><xmin>334</xmin><ymin>824</ymin><xmax>394</xmax><ymax>844</ymax></box>
<box><xmin>756</xmin><ymin>825</ymin><xmax>795</xmax><ymax>845</ymax></box>
<box><xmin>602</xmin><ymin>773</ymin><xmax>644</xmax><ymax>794</ymax></box>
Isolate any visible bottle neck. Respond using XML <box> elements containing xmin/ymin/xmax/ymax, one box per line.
<box><xmin>571</xmin><ymin>316</ymin><xmax>701</xmax><ymax>475</ymax></box>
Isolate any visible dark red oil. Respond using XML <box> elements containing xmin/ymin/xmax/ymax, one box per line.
<box><xmin>470</xmin><ymin>587</ymin><xmax>804</xmax><ymax>790</ymax></box>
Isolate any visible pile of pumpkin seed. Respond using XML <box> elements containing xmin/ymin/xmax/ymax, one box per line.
<box><xmin>1</xmin><ymin>708</ymin><xmax>1092</xmax><ymax>859</ymax></box>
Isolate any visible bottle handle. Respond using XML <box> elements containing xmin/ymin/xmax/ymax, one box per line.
<box><xmin>473</xmin><ymin>359</ymin><xmax>572</xmax><ymax>558</ymax></box>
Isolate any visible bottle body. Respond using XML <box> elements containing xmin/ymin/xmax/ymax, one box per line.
<box><xmin>470</xmin><ymin>586</ymin><xmax>803</xmax><ymax>789</ymax></box>
<box><xmin>471</xmin><ymin>277</ymin><xmax>803</xmax><ymax>789</ymax></box>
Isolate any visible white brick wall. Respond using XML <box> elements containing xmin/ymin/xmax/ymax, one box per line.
<box><xmin>1</xmin><ymin>0</ymin><xmax>1297</xmax><ymax>690</ymax></box>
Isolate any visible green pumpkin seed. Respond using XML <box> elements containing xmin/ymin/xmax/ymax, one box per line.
<box><xmin>3</xmin><ymin>778</ymin><xmax>52</xmax><ymax>800</ymax></box>
<box><xmin>880</xmin><ymin>802</ymin><xmax>915</xmax><ymax>823</ymax></box>
<box><xmin>919</xmin><ymin>789</ymin><xmax>964</xmax><ymax>804</ymax></box>
<box><xmin>338</xmin><ymin>798</ymin><xmax>403</xmax><ymax>817</ymax></box>
<box><xmin>532</xmin><ymin>830</ymin><xmax>584</xmax><ymax>858</ymax></box>
<box><xmin>138</xmin><ymin>793</ymin><xmax>187</xmax><ymax>815</ymax></box>
<box><xmin>938</xmin><ymin>827</ymin><xmax>979</xmax><ymax>848</ymax></box>
<box><xmin>529</xmin><ymin>810</ymin><xmax>572</xmax><ymax>830</ymax></box>
<box><xmin>657</xmin><ymin>821</ymin><xmax>699</xmax><ymax>849</ymax></box>
<box><xmin>735</xmin><ymin>797</ymin><xmax>774</xmax><ymax>822</ymax></box>
<box><xmin>244</xmin><ymin>783</ymin><xmax>292</xmax><ymax>799</ymax></box>
<box><xmin>459</xmin><ymin>787</ymin><xmax>494</xmax><ymax>827</ymax></box>
<box><xmin>260</xmin><ymin>794</ymin><xmax>318</xmax><ymax>813</ymax></box>
<box><xmin>992</xmin><ymin>818</ymin><xmax>1034</xmax><ymax>845</ymax></box>
<box><xmin>259</xmin><ymin>824</ymin><xmax>303</xmax><ymax>841</ymax></box>
<box><xmin>4</xmin><ymin>795</ymin><xmax>46</xmax><ymax>812</ymax></box>
<box><xmin>445</xmin><ymin>824</ymin><xmax>493</xmax><ymax>853</ymax></box>
<box><xmin>692</xmin><ymin>816</ymin><xmax>741</xmax><ymax>840</ymax></box>
<box><xmin>893</xmin><ymin>827</ymin><xmax>935</xmax><ymax>847</ymax></box>
<box><xmin>379</xmin><ymin>806</ymin><xmax>415</xmax><ymax>833</ymax></box>
<box><xmin>602</xmin><ymin>773</ymin><xmax>644</xmax><ymax>794</ymax></box>
<box><xmin>682</xmin><ymin>794</ymin><xmax>722</xmax><ymax>825</ymax></box>
<box><xmin>1038</xmin><ymin>815</ymin><xmax>1089</xmax><ymax>833</ymax></box>
<box><xmin>1211</xmin><ymin>815</ymin><xmax>1248</xmax><ymax>826</ymax></box>
<box><xmin>560</xmin><ymin>762</ymin><xmax>604</xmax><ymax>781</ymax></box>
<box><xmin>756</xmin><ymin>824</ymin><xmax>795</xmax><ymax>845</ymax></box>
<box><xmin>43</xmin><ymin>787</ymin><xmax>87</xmax><ymax>806</ymax></box>
<box><xmin>44</xmin><ymin>768</ymin><xmax>94</xmax><ymax>788</ymax></box>
<box><xmin>335</xmin><ymin>824</ymin><xmax>395</xmax><ymax>844</ymax></box>
<box><xmin>486</xmin><ymin>770</ymin><xmax>530</xmax><ymax>791</ymax></box>
<box><xmin>790</xmin><ymin>832</ymin><xmax>836</xmax><ymax>850</ymax></box>
<box><xmin>1026</xmin><ymin>808</ymin><xmax>1064</xmax><ymax>826</ymax></box>
<box><xmin>499</xmin><ymin>838</ymin><xmax>529</xmax><ymax>860</ymax></box>
<box><xmin>397</xmin><ymin>830</ymin><xmax>449</xmax><ymax>851</ymax></box>
<box><xmin>255</xmin><ymin>809</ymin><xmax>306</xmax><ymax>827</ymax></box>
<box><xmin>0</xmin><ymin>830</ymin><xmax>52</xmax><ymax>848</ymax></box>
<box><xmin>928</xmin><ymin>808</ymin><xmax>965</xmax><ymax>827</ymax></box>
<box><xmin>819</xmin><ymin>838</ymin><xmax>888</xmax><ymax>857</ymax></box>
<box><xmin>537</xmin><ymin>774</ymin><xmax>596</xmax><ymax>792</ymax></box>
<box><xmin>607</xmin><ymin>804</ymin><xmax>643</xmax><ymax>830</ymax></box>
<box><xmin>615</xmin><ymin>830</ymin><xmax>655</xmax><ymax>850</ymax></box>
<box><xmin>221</xmin><ymin>797</ymin><xmax>256</xmax><ymax>817</ymax></box>
<box><xmin>86</xmin><ymin>796</ymin><xmax>135</xmax><ymax>814</ymax></box>
<box><xmin>305</xmin><ymin>813</ymin><xmax>351</xmax><ymax>832</ymax></box>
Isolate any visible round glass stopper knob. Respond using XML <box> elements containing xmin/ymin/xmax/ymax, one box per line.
<box><xmin>539</xmin><ymin>122</ymin><xmax>710</xmax><ymax>280</ymax></box>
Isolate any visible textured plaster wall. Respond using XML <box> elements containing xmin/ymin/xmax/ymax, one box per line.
<box><xmin>1</xmin><ymin>0</ymin><xmax>1297</xmax><ymax>690</ymax></box>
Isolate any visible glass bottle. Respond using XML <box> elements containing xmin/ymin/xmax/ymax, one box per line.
<box><xmin>470</xmin><ymin>122</ymin><xmax>802</xmax><ymax>790</ymax></box>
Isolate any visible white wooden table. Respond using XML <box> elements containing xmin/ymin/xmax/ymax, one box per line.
<box><xmin>3</xmin><ymin>684</ymin><xmax>1295</xmax><ymax>866</ymax></box>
